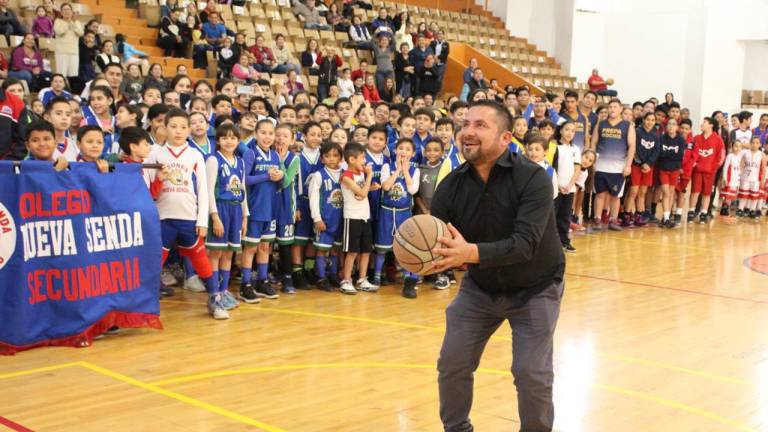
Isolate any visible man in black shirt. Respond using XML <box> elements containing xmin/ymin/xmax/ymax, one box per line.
<box><xmin>431</xmin><ymin>100</ymin><xmax>564</xmax><ymax>432</ymax></box>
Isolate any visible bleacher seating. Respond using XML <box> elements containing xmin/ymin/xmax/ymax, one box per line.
<box><xmin>742</xmin><ymin>90</ymin><xmax>768</xmax><ymax>108</ymax></box>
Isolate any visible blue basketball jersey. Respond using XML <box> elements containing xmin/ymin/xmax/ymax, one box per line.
<box><xmin>365</xmin><ymin>150</ymin><xmax>390</xmax><ymax>221</ymax></box>
<box><xmin>188</xmin><ymin>136</ymin><xmax>216</xmax><ymax>158</ymax></box>
<box><xmin>247</xmin><ymin>145</ymin><xmax>280</xmax><ymax>221</ymax></box>
<box><xmin>595</xmin><ymin>119</ymin><xmax>631</xmax><ymax>173</ymax></box>
<box><xmin>296</xmin><ymin>149</ymin><xmax>322</xmax><ymax>198</ymax></box>
<box><xmin>318</xmin><ymin>167</ymin><xmax>344</xmax><ymax>233</ymax></box>
<box><xmin>381</xmin><ymin>162</ymin><xmax>416</xmax><ymax>209</ymax></box>
<box><xmin>212</xmin><ymin>151</ymin><xmax>246</xmax><ymax>202</ymax></box>
<box><xmin>276</xmin><ymin>151</ymin><xmax>298</xmax><ymax>225</ymax></box>
<box><xmin>561</xmin><ymin>111</ymin><xmax>588</xmax><ymax>151</ymax></box>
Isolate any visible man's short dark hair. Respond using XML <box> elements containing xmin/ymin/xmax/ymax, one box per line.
<box><xmin>343</xmin><ymin>141</ymin><xmax>365</xmax><ymax>162</ymax></box>
<box><xmin>164</xmin><ymin>108</ymin><xmax>189</xmax><ymax>126</ymax></box>
<box><xmin>104</xmin><ymin>63</ymin><xmax>123</xmax><ymax>73</ymax></box>
<box><xmin>514</xmin><ymin>86</ymin><xmax>530</xmax><ymax>97</ymax></box>
<box><xmin>334</xmin><ymin>97</ymin><xmax>351</xmax><ymax>111</ymax></box>
<box><xmin>118</xmin><ymin>126</ymin><xmax>150</xmax><ymax>155</ymax></box>
<box><xmin>469</xmin><ymin>100</ymin><xmax>514</xmax><ymax>132</ymax></box>
<box><xmin>368</xmin><ymin>124</ymin><xmax>388</xmax><ymax>138</ymax></box>
<box><xmin>632</xmin><ymin>101</ymin><xmax>643</xmax><ymax>109</ymax></box>
<box><xmin>44</xmin><ymin>96</ymin><xmax>71</xmax><ymax>114</ymax></box>
<box><xmin>25</xmin><ymin>119</ymin><xmax>55</xmax><ymax>141</ymax></box>
<box><xmin>449</xmin><ymin>100</ymin><xmax>469</xmax><ymax>114</ymax></box>
<box><xmin>668</xmin><ymin>101</ymin><xmax>681</xmax><ymax>109</ymax></box>
<box><xmin>148</xmin><ymin>103</ymin><xmax>170</xmax><ymax>121</ymax></box>
<box><xmin>77</xmin><ymin>125</ymin><xmax>104</xmax><ymax>142</ymax></box>
<box><xmin>680</xmin><ymin>118</ymin><xmax>693</xmax><ymax>128</ymax></box>
<box><xmin>738</xmin><ymin>110</ymin><xmax>753</xmax><ymax>122</ymax></box>
<box><xmin>584</xmin><ymin>90</ymin><xmax>598</xmax><ymax>99</ymax></box>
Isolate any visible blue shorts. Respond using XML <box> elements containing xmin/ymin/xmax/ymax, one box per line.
<box><xmin>314</xmin><ymin>229</ymin><xmax>341</xmax><ymax>250</ymax></box>
<box><xmin>161</xmin><ymin>219</ymin><xmax>200</xmax><ymax>251</ymax></box>
<box><xmin>206</xmin><ymin>201</ymin><xmax>243</xmax><ymax>250</ymax></box>
<box><xmin>374</xmin><ymin>206</ymin><xmax>412</xmax><ymax>251</ymax></box>
<box><xmin>276</xmin><ymin>223</ymin><xmax>295</xmax><ymax>245</ymax></box>
<box><xmin>243</xmin><ymin>219</ymin><xmax>276</xmax><ymax>246</ymax></box>
<box><xmin>294</xmin><ymin>197</ymin><xmax>313</xmax><ymax>243</ymax></box>
<box><xmin>594</xmin><ymin>171</ymin><xmax>626</xmax><ymax>197</ymax></box>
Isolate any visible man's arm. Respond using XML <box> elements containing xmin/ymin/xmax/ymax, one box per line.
<box><xmin>624</xmin><ymin>126</ymin><xmax>636</xmax><ymax>176</ymax></box>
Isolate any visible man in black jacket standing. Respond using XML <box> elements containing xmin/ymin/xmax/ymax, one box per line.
<box><xmin>430</xmin><ymin>30</ymin><xmax>450</xmax><ymax>92</ymax></box>
<box><xmin>431</xmin><ymin>100</ymin><xmax>565</xmax><ymax>432</ymax></box>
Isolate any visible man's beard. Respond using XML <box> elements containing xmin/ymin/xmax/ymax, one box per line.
<box><xmin>461</xmin><ymin>141</ymin><xmax>482</xmax><ymax>162</ymax></box>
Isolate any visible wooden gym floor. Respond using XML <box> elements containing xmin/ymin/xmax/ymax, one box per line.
<box><xmin>2</xmin><ymin>220</ymin><xmax>768</xmax><ymax>432</ymax></box>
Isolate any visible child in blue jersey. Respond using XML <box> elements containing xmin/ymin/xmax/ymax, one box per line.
<box><xmin>509</xmin><ymin>116</ymin><xmax>527</xmax><ymax>155</ymax></box>
<box><xmin>413</xmin><ymin>108</ymin><xmax>434</xmax><ymax>163</ymax></box>
<box><xmin>309</xmin><ymin>141</ymin><xmax>345</xmax><ymax>292</ymax></box>
<box><xmin>274</xmin><ymin>123</ymin><xmax>300</xmax><ymax>293</ymax></box>
<box><xmin>189</xmin><ymin>111</ymin><xmax>216</xmax><ymax>156</ymax></box>
<box><xmin>365</xmin><ymin>123</ymin><xmax>389</xmax><ymax>234</ymax></box>
<box><xmin>240</xmin><ymin>119</ymin><xmax>283</xmax><ymax>301</ymax></box>
<box><xmin>434</xmin><ymin>118</ymin><xmax>456</xmax><ymax>159</ymax></box>
<box><xmin>80</xmin><ymin>85</ymin><xmax>117</xmax><ymax>158</ymax></box>
<box><xmin>291</xmin><ymin>121</ymin><xmax>323</xmax><ymax>288</ymax></box>
<box><xmin>389</xmin><ymin>113</ymin><xmax>416</xmax><ymax>155</ymax></box>
<box><xmin>526</xmin><ymin>135</ymin><xmax>558</xmax><ymax>200</ymax></box>
<box><xmin>205</xmin><ymin>124</ymin><xmax>249</xmax><ymax>316</ymax></box>
<box><xmin>376</xmin><ymin>137</ymin><xmax>421</xmax><ymax>298</ymax></box>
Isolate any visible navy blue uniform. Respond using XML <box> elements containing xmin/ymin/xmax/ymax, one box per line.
<box><xmin>206</xmin><ymin>152</ymin><xmax>246</xmax><ymax>250</ymax></box>
<box><xmin>375</xmin><ymin>163</ymin><xmax>417</xmax><ymax>251</ymax></box>
<box><xmin>294</xmin><ymin>148</ymin><xmax>322</xmax><ymax>242</ymax></box>
<box><xmin>244</xmin><ymin>145</ymin><xmax>280</xmax><ymax>245</ymax></box>
<box><xmin>313</xmin><ymin>167</ymin><xmax>344</xmax><ymax>250</ymax></box>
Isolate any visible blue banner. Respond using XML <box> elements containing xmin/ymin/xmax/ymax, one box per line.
<box><xmin>0</xmin><ymin>161</ymin><xmax>163</xmax><ymax>355</ymax></box>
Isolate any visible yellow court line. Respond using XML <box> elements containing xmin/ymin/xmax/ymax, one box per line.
<box><xmin>76</xmin><ymin>361</ymin><xmax>287</xmax><ymax>432</ymax></box>
<box><xmin>0</xmin><ymin>362</ymin><xmax>80</xmax><ymax>380</ymax></box>
<box><xmin>149</xmin><ymin>362</ymin><xmax>756</xmax><ymax>432</ymax></box>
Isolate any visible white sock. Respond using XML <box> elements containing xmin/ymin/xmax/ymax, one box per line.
<box><xmin>663</xmin><ymin>211</ymin><xmax>670</xmax><ymax>220</ymax></box>
<box><xmin>675</xmin><ymin>208</ymin><xmax>682</xmax><ymax>215</ymax></box>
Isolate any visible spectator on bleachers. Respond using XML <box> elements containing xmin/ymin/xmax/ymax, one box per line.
<box><xmin>380</xmin><ymin>77</ymin><xmax>395</xmax><ymax>102</ymax></box>
<box><xmin>121</xmin><ymin>63</ymin><xmax>144</xmax><ymax>102</ymax></box>
<box><xmin>217</xmin><ymin>36</ymin><xmax>236</xmax><ymax>78</ymax></box>
<box><xmin>342</xmin><ymin>0</ymin><xmax>372</xmax><ymax>18</ymax></box>
<box><xmin>463</xmin><ymin>58</ymin><xmax>477</xmax><ymax>84</ymax></box>
<box><xmin>362</xmin><ymin>73</ymin><xmax>380</xmax><ymax>103</ymax></box>
<box><xmin>232</xmin><ymin>54</ymin><xmax>258</xmax><ymax>83</ymax></box>
<box><xmin>394</xmin><ymin>42</ymin><xmax>413</xmax><ymax>98</ymax></box>
<box><xmin>32</xmin><ymin>6</ymin><xmax>54</xmax><ymax>38</ymax></box>
<box><xmin>160</xmin><ymin>0</ymin><xmax>179</xmax><ymax>19</ymax></box>
<box><xmin>0</xmin><ymin>78</ymin><xmax>24</xmax><ymax>160</ymax></box>
<box><xmin>199</xmin><ymin>2</ymin><xmax>217</xmax><ymax>24</ymax></box>
<box><xmin>42</xmin><ymin>0</ymin><xmax>61</xmax><ymax>20</ymax></box>
<box><xmin>408</xmin><ymin>34</ymin><xmax>433</xmax><ymax>96</ymax></box>
<box><xmin>103</xmin><ymin>63</ymin><xmax>129</xmax><ymax>111</ymax></box>
<box><xmin>337</xmin><ymin>67</ymin><xmax>354</xmax><ymax>98</ymax></box>
<box><xmin>301</xmin><ymin>38</ymin><xmax>321</xmax><ymax>76</ymax></box>
<box><xmin>10</xmin><ymin>33</ymin><xmax>50</xmax><ymax>91</ymax></box>
<box><xmin>3</xmin><ymin>77</ymin><xmax>37</xmax><ymax>126</ymax></box>
<box><xmin>38</xmin><ymin>74</ymin><xmax>72</xmax><ymax>106</ymax></box>
<box><xmin>415</xmin><ymin>22</ymin><xmax>431</xmax><ymax>41</ymax></box>
<box><xmin>416</xmin><ymin>54</ymin><xmax>439</xmax><ymax>97</ymax></box>
<box><xmin>326</xmin><ymin>2</ymin><xmax>349</xmax><ymax>33</ymax></box>
<box><xmin>272</xmin><ymin>33</ymin><xmax>302</xmax><ymax>75</ymax></box>
<box><xmin>159</xmin><ymin>8</ymin><xmax>188</xmax><ymax>58</ymax></box>
<box><xmin>293</xmin><ymin>0</ymin><xmax>331</xmax><ymax>31</ymax></box>
<box><xmin>587</xmin><ymin>68</ymin><xmax>617</xmax><ymax>97</ymax></box>
<box><xmin>250</xmin><ymin>35</ymin><xmax>278</xmax><ymax>74</ymax></box>
<box><xmin>231</xmin><ymin>32</ymin><xmax>250</xmax><ymax>64</ymax></box>
<box><xmin>371</xmin><ymin>7</ymin><xmax>394</xmax><ymax>39</ymax></box>
<box><xmin>115</xmin><ymin>33</ymin><xmax>149</xmax><ymax>68</ymax></box>
<box><xmin>284</xmin><ymin>68</ymin><xmax>305</xmax><ymax>97</ymax></box>
<box><xmin>95</xmin><ymin>39</ymin><xmax>121</xmax><ymax>73</ymax></box>
<box><xmin>429</xmin><ymin>29</ymin><xmax>448</xmax><ymax>90</ymax></box>
<box><xmin>0</xmin><ymin>0</ymin><xmax>25</xmax><ymax>45</ymax></box>
<box><xmin>144</xmin><ymin>63</ymin><xmax>169</xmax><ymax>93</ymax></box>
<box><xmin>316</xmin><ymin>47</ymin><xmax>342</xmax><ymax>102</ymax></box>
<box><xmin>186</xmin><ymin>2</ymin><xmax>201</xmax><ymax>29</ymax></box>
<box><xmin>348</xmin><ymin>15</ymin><xmax>372</xmax><ymax>49</ymax></box>
<box><xmin>351</xmin><ymin>59</ymin><xmax>367</xmax><ymax>82</ymax></box>
<box><xmin>53</xmin><ymin>4</ymin><xmax>83</xmax><ymax>80</ymax></box>
<box><xmin>467</xmin><ymin>67</ymin><xmax>488</xmax><ymax>93</ymax></box>
<box><xmin>372</xmin><ymin>35</ymin><xmax>394</xmax><ymax>95</ymax></box>
<box><xmin>85</xmin><ymin>20</ymin><xmax>102</xmax><ymax>51</ymax></box>
<box><xmin>78</xmin><ymin>31</ymin><xmax>98</xmax><ymax>88</ymax></box>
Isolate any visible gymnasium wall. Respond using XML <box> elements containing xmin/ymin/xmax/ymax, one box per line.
<box><xmin>741</xmin><ymin>42</ymin><xmax>768</xmax><ymax>91</ymax></box>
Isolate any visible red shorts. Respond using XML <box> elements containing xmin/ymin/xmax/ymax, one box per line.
<box><xmin>691</xmin><ymin>171</ymin><xmax>715</xmax><ymax>195</ymax></box>
<box><xmin>658</xmin><ymin>169</ymin><xmax>680</xmax><ymax>186</ymax></box>
<box><xmin>630</xmin><ymin>164</ymin><xmax>654</xmax><ymax>187</ymax></box>
<box><xmin>675</xmin><ymin>176</ymin><xmax>690</xmax><ymax>193</ymax></box>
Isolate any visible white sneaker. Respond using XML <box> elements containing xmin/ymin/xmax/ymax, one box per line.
<box><xmin>208</xmin><ymin>296</ymin><xmax>230</xmax><ymax>320</ymax></box>
<box><xmin>434</xmin><ymin>275</ymin><xmax>450</xmax><ymax>290</ymax></box>
<box><xmin>339</xmin><ymin>279</ymin><xmax>357</xmax><ymax>295</ymax></box>
<box><xmin>357</xmin><ymin>278</ymin><xmax>378</xmax><ymax>292</ymax></box>
<box><xmin>161</xmin><ymin>270</ymin><xmax>178</xmax><ymax>286</ymax></box>
<box><xmin>184</xmin><ymin>275</ymin><xmax>207</xmax><ymax>292</ymax></box>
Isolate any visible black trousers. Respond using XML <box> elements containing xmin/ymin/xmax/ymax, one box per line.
<box><xmin>553</xmin><ymin>192</ymin><xmax>573</xmax><ymax>246</ymax></box>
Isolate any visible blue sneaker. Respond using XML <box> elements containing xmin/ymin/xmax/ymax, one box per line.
<box><xmin>207</xmin><ymin>296</ymin><xmax>230</xmax><ymax>320</ymax></box>
<box><xmin>220</xmin><ymin>290</ymin><xmax>239</xmax><ymax>310</ymax></box>
<box><xmin>371</xmin><ymin>275</ymin><xmax>382</xmax><ymax>288</ymax></box>
<box><xmin>281</xmin><ymin>275</ymin><xmax>296</xmax><ymax>294</ymax></box>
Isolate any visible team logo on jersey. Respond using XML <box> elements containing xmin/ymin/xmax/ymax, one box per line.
<box><xmin>1</xmin><ymin>105</ymin><xmax>12</xmax><ymax>116</ymax></box>
<box><xmin>640</xmin><ymin>138</ymin><xmax>656</xmax><ymax>150</ymax></box>
<box><xmin>698</xmin><ymin>148</ymin><xmax>714</xmax><ymax>158</ymax></box>
<box><xmin>227</xmin><ymin>176</ymin><xmax>243</xmax><ymax>197</ymax></box>
<box><xmin>0</xmin><ymin>202</ymin><xmax>16</xmax><ymax>271</ymax></box>
<box><xmin>661</xmin><ymin>145</ymin><xmax>679</xmax><ymax>154</ymax></box>
<box><xmin>167</xmin><ymin>168</ymin><xmax>187</xmax><ymax>186</ymax></box>
<box><xmin>327</xmin><ymin>189</ymin><xmax>343</xmax><ymax>209</ymax></box>
<box><xmin>388</xmin><ymin>183</ymin><xmax>405</xmax><ymax>201</ymax></box>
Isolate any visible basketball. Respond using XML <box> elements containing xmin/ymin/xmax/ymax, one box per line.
<box><xmin>607</xmin><ymin>78</ymin><xmax>615</xmax><ymax>85</ymax></box>
<box><xmin>393</xmin><ymin>215</ymin><xmax>452</xmax><ymax>275</ymax></box>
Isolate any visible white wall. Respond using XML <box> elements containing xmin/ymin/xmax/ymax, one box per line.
<box><xmin>743</xmin><ymin>42</ymin><xmax>768</xmax><ymax>90</ymax></box>
<box><xmin>569</xmin><ymin>10</ymin><xmax>604</xmax><ymax>84</ymax></box>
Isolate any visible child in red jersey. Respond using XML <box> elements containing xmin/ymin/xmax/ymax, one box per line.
<box><xmin>674</xmin><ymin>118</ymin><xmax>697</xmax><ymax>224</ymax></box>
<box><xmin>687</xmin><ymin>117</ymin><xmax>725</xmax><ymax>224</ymax></box>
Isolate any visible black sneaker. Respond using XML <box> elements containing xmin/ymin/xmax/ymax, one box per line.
<box><xmin>674</xmin><ymin>213</ymin><xmax>682</xmax><ymax>224</ymax></box>
<box><xmin>316</xmin><ymin>277</ymin><xmax>334</xmax><ymax>292</ymax></box>
<box><xmin>293</xmin><ymin>270</ymin><xmax>310</xmax><ymax>290</ymax></box>
<box><xmin>239</xmin><ymin>283</ymin><xmax>260</xmax><ymax>304</ymax></box>
<box><xmin>563</xmin><ymin>243</ymin><xmax>576</xmax><ymax>253</ymax></box>
<box><xmin>687</xmin><ymin>211</ymin><xmax>696</xmax><ymax>223</ymax></box>
<box><xmin>159</xmin><ymin>283</ymin><xmax>175</xmax><ymax>297</ymax></box>
<box><xmin>304</xmin><ymin>268</ymin><xmax>320</xmax><ymax>285</ymax></box>
<box><xmin>720</xmin><ymin>207</ymin><xmax>729</xmax><ymax>216</ymax></box>
<box><xmin>444</xmin><ymin>270</ymin><xmax>457</xmax><ymax>284</ymax></box>
<box><xmin>255</xmin><ymin>279</ymin><xmax>280</xmax><ymax>299</ymax></box>
<box><xmin>736</xmin><ymin>209</ymin><xmax>744</xmax><ymax>217</ymax></box>
<box><xmin>664</xmin><ymin>219</ymin><xmax>676</xmax><ymax>229</ymax></box>
<box><xmin>699</xmin><ymin>213</ymin><xmax>707</xmax><ymax>224</ymax></box>
<box><xmin>328</xmin><ymin>274</ymin><xmax>342</xmax><ymax>288</ymax></box>
<box><xmin>402</xmin><ymin>277</ymin><xmax>418</xmax><ymax>299</ymax></box>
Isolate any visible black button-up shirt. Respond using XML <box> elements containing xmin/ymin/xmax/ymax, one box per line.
<box><xmin>431</xmin><ymin>150</ymin><xmax>564</xmax><ymax>301</ymax></box>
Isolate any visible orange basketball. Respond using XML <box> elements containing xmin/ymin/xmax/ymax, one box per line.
<box><xmin>607</xmin><ymin>78</ymin><xmax>615</xmax><ymax>85</ymax></box>
<box><xmin>393</xmin><ymin>215</ymin><xmax>452</xmax><ymax>275</ymax></box>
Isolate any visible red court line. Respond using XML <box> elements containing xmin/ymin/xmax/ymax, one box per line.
<box><xmin>566</xmin><ymin>272</ymin><xmax>768</xmax><ymax>306</ymax></box>
<box><xmin>0</xmin><ymin>417</ymin><xmax>33</xmax><ymax>432</ymax></box>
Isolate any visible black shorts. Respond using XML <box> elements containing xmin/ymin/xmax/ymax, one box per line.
<box><xmin>342</xmin><ymin>218</ymin><xmax>373</xmax><ymax>253</ymax></box>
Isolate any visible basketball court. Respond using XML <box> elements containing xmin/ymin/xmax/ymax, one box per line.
<box><xmin>2</xmin><ymin>222</ymin><xmax>767</xmax><ymax>431</ymax></box>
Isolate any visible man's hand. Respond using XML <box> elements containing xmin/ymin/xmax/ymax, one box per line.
<box><xmin>430</xmin><ymin>223</ymin><xmax>478</xmax><ymax>273</ymax></box>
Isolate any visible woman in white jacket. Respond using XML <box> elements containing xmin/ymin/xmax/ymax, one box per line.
<box><xmin>53</xmin><ymin>3</ymin><xmax>83</xmax><ymax>78</ymax></box>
